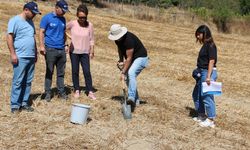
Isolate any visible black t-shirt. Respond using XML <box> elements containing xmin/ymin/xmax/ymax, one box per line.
<box><xmin>115</xmin><ymin>32</ymin><xmax>147</xmax><ymax>62</ymax></box>
<box><xmin>197</xmin><ymin>43</ymin><xmax>217</xmax><ymax>69</ymax></box>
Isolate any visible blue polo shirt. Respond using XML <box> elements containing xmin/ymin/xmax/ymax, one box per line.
<box><xmin>40</xmin><ymin>12</ymin><xmax>66</xmax><ymax>49</ymax></box>
<box><xmin>7</xmin><ymin>15</ymin><xmax>36</xmax><ymax>58</ymax></box>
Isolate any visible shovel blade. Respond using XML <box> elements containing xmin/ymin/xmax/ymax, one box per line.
<box><xmin>122</xmin><ymin>104</ymin><xmax>132</xmax><ymax>119</ymax></box>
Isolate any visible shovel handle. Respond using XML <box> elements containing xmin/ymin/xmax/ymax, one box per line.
<box><xmin>117</xmin><ymin>62</ymin><xmax>124</xmax><ymax>71</ymax></box>
<box><xmin>121</xmin><ymin>78</ymin><xmax>126</xmax><ymax>90</ymax></box>
<box><xmin>121</xmin><ymin>78</ymin><xmax>127</xmax><ymax>105</ymax></box>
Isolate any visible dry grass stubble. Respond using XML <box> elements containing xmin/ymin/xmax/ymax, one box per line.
<box><xmin>0</xmin><ymin>1</ymin><xmax>250</xmax><ymax>149</ymax></box>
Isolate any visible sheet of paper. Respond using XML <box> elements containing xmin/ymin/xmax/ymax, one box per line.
<box><xmin>202</xmin><ymin>81</ymin><xmax>222</xmax><ymax>96</ymax></box>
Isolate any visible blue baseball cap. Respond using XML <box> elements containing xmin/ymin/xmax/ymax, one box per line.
<box><xmin>24</xmin><ymin>1</ymin><xmax>41</xmax><ymax>15</ymax></box>
<box><xmin>56</xmin><ymin>0</ymin><xmax>69</xmax><ymax>12</ymax></box>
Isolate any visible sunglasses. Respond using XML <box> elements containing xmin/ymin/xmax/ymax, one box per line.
<box><xmin>78</xmin><ymin>16</ymin><xmax>87</xmax><ymax>20</ymax></box>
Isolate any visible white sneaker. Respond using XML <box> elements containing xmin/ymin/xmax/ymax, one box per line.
<box><xmin>199</xmin><ymin>118</ymin><xmax>215</xmax><ymax>128</ymax></box>
<box><xmin>193</xmin><ymin>116</ymin><xmax>206</xmax><ymax>122</ymax></box>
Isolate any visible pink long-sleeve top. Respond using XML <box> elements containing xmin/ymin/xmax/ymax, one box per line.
<box><xmin>66</xmin><ymin>20</ymin><xmax>94</xmax><ymax>54</ymax></box>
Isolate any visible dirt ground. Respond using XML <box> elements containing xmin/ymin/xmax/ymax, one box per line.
<box><xmin>0</xmin><ymin>1</ymin><xmax>249</xmax><ymax>149</ymax></box>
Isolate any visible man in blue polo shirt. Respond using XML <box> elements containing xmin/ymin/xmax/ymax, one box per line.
<box><xmin>39</xmin><ymin>0</ymin><xmax>69</xmax><ymax>102</ymax></box>
<box><xmin>7</xmin><ymin>2</ymin><xmax>41</xmax><ymax>113</ymax></box>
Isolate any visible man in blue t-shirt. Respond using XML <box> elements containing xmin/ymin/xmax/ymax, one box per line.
<box><xmin>39</xmin><ymin>0</ymin><xmax>69</xmax><ymax>102</ymax></box>
<box><xmin>7</xmin><ymin>2</ymin><xmax>41</xmax><ymax>113</ymax></box>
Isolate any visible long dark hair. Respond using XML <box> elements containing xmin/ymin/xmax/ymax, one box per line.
<box><xmin>195</xmin><ymin>25</ymin><xmax>215</xmax><ymax>46</ymax></box>
<box><xmin>77</xmin><ymin>4</ymin><xmax>89</xmax><ymax>27</ymax></box>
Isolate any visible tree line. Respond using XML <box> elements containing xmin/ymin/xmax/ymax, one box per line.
<box><xmin>40</xmin><ymin>0</ymin><xmax>247</xmax><ymax>32</ymax></box>
<box><xmin>98</xmin><ymin>0</ymin><xmax>250</xmax><ymax>15</ymax></box>
<box><xmin>82</xmin><ymin>0</ymin><xmax>250</xmax><ymax>32</ymax></box>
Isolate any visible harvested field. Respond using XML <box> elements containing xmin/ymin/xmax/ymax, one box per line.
<box><xmin>0</xmin><ymin>1</ymin><xmax>249</xmax><ymax>149</ymax></box>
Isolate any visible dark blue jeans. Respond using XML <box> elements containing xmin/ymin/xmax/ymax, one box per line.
<box><xmin>44</xmin><ymin>47</ymin><xmax>66</xmax><ymax>94</ymax></box>
<box><xmin>70</xmin><ymin>53</ymin><xmax>93</xmax><ymax>93</ymax></box>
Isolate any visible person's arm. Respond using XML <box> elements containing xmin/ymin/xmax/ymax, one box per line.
<box><xmin>65</xmin><ymin>21</ymin><xmax>72</xmax><ymax>39</ymax></box>
<box><xmin>6</xmin><ymin>33</ymin><xmax>18</xmax><ymax>64</ymax></box>
<box><xmin>206</xmin><ymin>59</ymin><xmax>215</xmax><ymax>85</ymax></box>
<box><xmin>116</xmin><ymin>48</ymin><xmax>124</xmax><ymax>70</ymax></box>
<box><xmin>90</xmin><ymin>45</ymin><xmax>94</xmax><ymax>59</ymax></box>
<box><xmin>118</xmin><ymin>48</ymin><xmax>123</xmax><ymax>63</ymax></box>
<box><xmin>89</xmin><ymin>23</ymin><xmax>94</xmax><ymax>59</ymax></box>
<box><xmin>65</xmin><ymin>32</ymin><xmax>71</xmax><ymax>39</ymax></box>
<box><xmin>63</xmin><ymin>18</ymin><xmax>69</xmax><ymax>53</ymax></box>
<box><xmin>64</xmin><ymin>32</ymin><xmax>70</xmax><ymax>53</ymax></box>
<box><xmin>65</xmin><ymin>21</ymin><xmax>73</xmax><ymax>53</ymax></box>
<box><xmin>34</xmin><ymin>37</ymin><xmax>38</xmax><ymax>62</ymax></box>
<box><xmin>122</xmin><ymin>49</ymin><xmax>133</xmax><ymax>74</ymax></box>
<box><xmin>39</xmin><ymin>28</ymin><xmax>46</xmax><ymax>55</ymax></box>
<box><xmin>206</xmin><ymin>44</ymin><xmax>217</xmax><ymax>85</ymax></box>
<box><xmin>32</xmin><ymin>23</ymin><xmax>38</xmax><ymax>62</ymax></box>
<box><xmin>120</xmin><ymin>48</ymin><xmax>133</xmax><ymax>81</ymax></box>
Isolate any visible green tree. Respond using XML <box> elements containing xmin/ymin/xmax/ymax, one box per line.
<box><xmin>240</xmin><ymin>0</ymin><xmax>250</xmax><ymax>15</ymax></box>
<box><xmin>212</xmin><ymin>0</ymin><xmax>233</xmax><ymax>32</ymax></box>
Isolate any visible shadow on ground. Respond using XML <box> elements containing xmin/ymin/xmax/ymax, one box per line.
<box><xmin>185</xmin><ymin>106</ymin><xmax>197</xmax><ymax>118</ymax></box>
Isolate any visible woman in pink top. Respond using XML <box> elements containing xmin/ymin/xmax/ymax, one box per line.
<box><xmin>66</xmin><ymin>4</ymin><xmax>96</xmax><ymax>99</ymax></box>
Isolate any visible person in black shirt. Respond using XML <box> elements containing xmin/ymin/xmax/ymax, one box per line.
<box><xmin>108</xmin><ymin>24</ymin><xmax>149</xmax><ymax>111</ymax></box>
<box><xmin>192</xmin><ymin>25</ymin><xmax>218</xmax><ymax>128</ymax></box>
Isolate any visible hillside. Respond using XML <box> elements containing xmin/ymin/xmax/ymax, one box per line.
<box><xmin>0</xmin><ymin>1</ymin><xmax>250</xmax><ymax>149</ymax></box>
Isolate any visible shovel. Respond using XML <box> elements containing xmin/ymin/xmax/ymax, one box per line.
<box><xmin>121</xmin><ymin>78</ymin><xmax>132</xmax><ymax>120</ymax></box>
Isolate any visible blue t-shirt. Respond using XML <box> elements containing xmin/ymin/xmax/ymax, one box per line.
<box><xmin>40</xmin><ymin>12</ymin><xmax>66</xmax><ymax>49</ymax></box>
<box><xmin>7</xmin><ymin>15</ymin><xmax>36</xmax><ymax>58</ymax></box>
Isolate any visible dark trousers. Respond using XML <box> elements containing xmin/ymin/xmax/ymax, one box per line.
<box><xmin>70</xmin><ymin>53</ymin><xmax>93</xmax><ymax>93</ymax></box>
<box><xmin>44</xmin><ymin>47</ymin><xmax>66</xmax><ymax>94</ymax></box>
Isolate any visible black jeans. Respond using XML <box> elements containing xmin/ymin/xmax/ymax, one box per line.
<box><xmin>70</xmin><ymin>53</ymin><xmax>93</xmax><ymax>93</ymax></box>
<box><xmin>44</xmin><ymin>47</ymin><xmax>66</xmax><ymax>94</ymax></box>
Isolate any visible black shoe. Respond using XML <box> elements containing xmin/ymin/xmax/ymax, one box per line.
<box><xmin>44</xmin><ymin>93</ymin><xmax>51</xmax><ymax>102</ymax></box>
<box><xmin>127</xmin><ymin>99</ymin><xmax>136</xmax><ymax>112</ymax></box>
<box><xmin>11</xmin><ymin>108</ymin><xmax>20</xmax><ymax>114</ymax></box>
<box><xmin>58</xmin><ymin>93</ymin><xmax>68</xmax><ymax>100</ymax></box>
<box><xmin>21</xmin><ymin>105</ymin><xmax>34</xmax><ymax>112</ymax></box>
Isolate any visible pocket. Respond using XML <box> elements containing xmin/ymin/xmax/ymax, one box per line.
<box><xmin>192</xmin><ymin>68</ymin><xmax>201</xmax><ymax>80</ymax></box>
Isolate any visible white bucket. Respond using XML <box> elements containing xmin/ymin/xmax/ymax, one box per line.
<box><xmin>70</xmin><ymin>103</ymin><xmax>91</xmax><ymax>125</ymax></box>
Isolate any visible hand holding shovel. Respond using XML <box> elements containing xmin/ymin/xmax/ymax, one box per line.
<box><xmin>117</xmin><ymin>61</ymin><xmax>124</xmax><ymax>71</ymax></box>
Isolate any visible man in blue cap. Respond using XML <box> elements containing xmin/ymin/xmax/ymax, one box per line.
<box><xmin>7</xmin><ymin>1</ymin><xmax>41</xmax><ymax>113</ymax></box>
<box><xmin>39</xmin><ymin>0</ymin><xmax>69</xmax><ymax>102</ymax></box>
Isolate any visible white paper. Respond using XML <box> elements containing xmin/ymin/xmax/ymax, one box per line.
<box><xmin>202</xmin><ymin>81</ymin><xmax>222</xmax><ymax>96</ymax></box>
